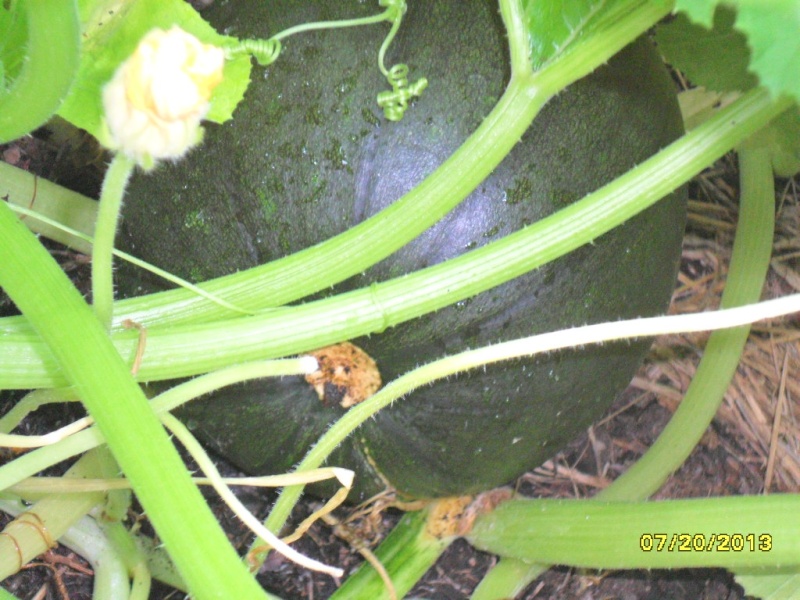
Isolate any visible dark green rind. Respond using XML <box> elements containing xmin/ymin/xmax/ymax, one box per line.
<box><xmin>119</xmin><ymin>0</ymin><xmax>686</xmax><ymax>500</ymax></box>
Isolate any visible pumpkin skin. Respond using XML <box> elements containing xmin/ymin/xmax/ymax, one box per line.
<box><xmin>118</xmin><ymin>0</ymin><xmax>687</xmax><ymax>500</ymax></box>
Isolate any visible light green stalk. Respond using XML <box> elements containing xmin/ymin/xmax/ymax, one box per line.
<box><xmin>599</xmin><ymin>143</ymin><xmax>776</xmax><ymax>500</ymax></box>
<box><xmin>0</xmin><ymin>161</ymin><xmax>96</xmax><ymax>254</ymax></box>
<box><xmin>0</xmin><ymin>201</ymin><xmax>273</xmax><ymax>599</ymax></box>
<box><xmin>101</xmin><ymin>521</ymin><xmax>152</xmax><ymax>600</ymax></box>
<box><xmin>0</xmin><ymin>449</ymin><xmax>104</xmax><ymax>581</ymax></box>
<box><xmin>91</xmin><ymin>154</ymin><xmax>135</xmax><ymax>330</ymax></box>
<box><xmin>3</xmin><ymin>87</ymin><xmax>789</xmax><ymax>390</ymax></box>
<box><xmin>467</xmin><ymin>495</ymin><xmax>800</xmax><ymax>569</ymax></box>
<box><xmin>329</xmin><ymin>509</ymin><xmax>452</xmax><ymax>600</ymax></box>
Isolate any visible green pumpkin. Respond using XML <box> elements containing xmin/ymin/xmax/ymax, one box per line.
<box><xmin>118</xmin><ymin>0</ymin><xmax>687</xmax><ymax>500</ymax></box>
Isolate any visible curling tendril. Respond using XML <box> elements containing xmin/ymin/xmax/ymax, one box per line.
<box><xmin>376</xmin><ymin>0</ymin><xmax>426</xmax><ymax>121</ymax></box>
<box><xmin>227</xmin><ymin>38</ymin><xmax>282</xmax><ymax>67</ymax></box>
<box><xmin>225</xmin><ymin>0</ymin><xmax>426</xmax><ymax>122</ymax></box>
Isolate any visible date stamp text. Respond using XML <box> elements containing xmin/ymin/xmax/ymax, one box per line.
<box><xmin>639</xmin><ymin>533</ymin><xmax>772</xmax><ymax>553</ymax></box>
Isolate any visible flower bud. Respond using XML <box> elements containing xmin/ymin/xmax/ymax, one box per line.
<box><xmin>102</xmin><ymin>26</ymin><xmax>225</xmax><ymax>168</ymax></box>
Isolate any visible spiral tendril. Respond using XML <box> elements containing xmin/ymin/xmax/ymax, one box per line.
<box><xmin>377</xmin><ymin>64</ymin><xmax>428</xmax><ymax>122</ymax></box>
<box><xmin>227</xmin><ymin>38</ymin><xmax>282</xmax><ymax>67</ymax></box>
<box><xmin>225</xmin><ymin>0</ymin><xmax>426</xmax><ymax>122</ymax></box>
<box><xmin>375</xmin><ymin>0</ymin><xmax>426</xmax><ymax>121</ymax></box>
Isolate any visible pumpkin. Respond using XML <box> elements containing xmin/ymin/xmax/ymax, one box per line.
<box><xmin>117</xmin><ymin>0</ymin><xmax>687</xmax><ymax>500</ymax></box>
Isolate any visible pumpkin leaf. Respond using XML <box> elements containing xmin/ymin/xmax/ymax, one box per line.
<box><xmin>734</xmin><ymin>567</ymin><xmax>800</xmax><ymax>600</ymax></box>
<box><xmin>519</xmin><ymin>0</ymin><xmax>677</xmax><ymax>73</ymax></box>
<box><xmin>659</xmin><ymin>5</ymin><xmax>800</xmax><ymax>177</ymax></box>
<box><xmin>655</xmin><ymin>7</ymin><xmax>757</xmax><ymax>93</ymax></box>
<box><xmin>674</xmin><ymin>0</ymin><xmax>800</xmax><ymax>103</ymax></box>
<box><xmin>520</xmin><ymin>0</ymin><xmax>608</xmax><ymax>68</ymax></box>
<box><xmin>672</xmin><ymin>0</ymin><xmax>718</xmax><ymax>25</ymax></box>
<box><xmin>57</xmin><ymin>0</ymin><xmax>251</xmax><ymax>140</ymax></box>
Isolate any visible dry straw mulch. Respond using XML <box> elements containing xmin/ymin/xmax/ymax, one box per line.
<box><xmin>657</xmin><ymin>161</ymin><xmax>800</xmax><ymax>494</ymax></box>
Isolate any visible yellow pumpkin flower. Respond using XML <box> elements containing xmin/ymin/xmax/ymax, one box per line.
<box><xmin>102</xmin><ymin>26</ymin><xmax>225</xmax><ymax>168</ymax></box>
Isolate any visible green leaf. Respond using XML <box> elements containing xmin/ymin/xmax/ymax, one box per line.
<box><xmin>521</xmin><ymin>0</ymin><xmax>607</xmax><ymax>68</ymax></box>
<box><xmin>661</xmin><ymin>3</ymin><xmax>800</xmax><ymax>177</ymax></box>
<box><xmin>57</xmin><ymin>0</ymin><xmax>251</xmax><ymax>140</ymax></box>
<box><xmin>519</xmin><ymin>0</ymin><xmax>673</xmax><ymax>73</ymax></box>
<box><xmin>673</xmin><ymin>0</ymin><xmax>718</xmax><ymax>25</ymax></box>
<box><xmin>656</xmin><ymin>7</ymin><xmax>757</xmax><ymax>93</ymax></box>
<box><xmin>736</xmin><ymin>2</ymin><xmax>800</xmax><ymax>103</ymax></box>
<box><xmin>673</xmin><ymin>0</ymin><xmax>800</xmax><ymax>103</ymax></box>
<box><xmin>735</xmin><ymin>567</ymin><xmax>800</xmax><ymax>600</ymax></box>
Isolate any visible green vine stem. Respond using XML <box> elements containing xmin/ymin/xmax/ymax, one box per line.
<box><xmin>6</xmin><ymin>199</ymin><xmax>257</xmax><ymax>316</ymax></box>
<box><xmin>467</xmin><ymin>495</ymin><xmax>800</xmax><ymax>569</ymax></box>
<box><xmin>60</xmin><ymin>515</ymin><xmax>132</xmax><ymax>597</ymax></box>
<box><xmin>101</xmin><ymin>520</ymin><xmax>152</xmax><ymax>600</ymax></box>
<box><xmin>0</xmin><ymin>0</ymin><xmax>669</xmax><ymax>336</ymax></box>
<box><xmin>3</xmin><ymin>88</ymin><xmax>790</xmax><ymax>389</ymax></box>
<box><xmin>0</xmin><ymin>0</ymin><xmax>80</xmax><ymax>143</ymax></box>
<box><xmin>0</xmin><ymin>497</ymin><xmax>134</xmax><ymax>598</ymax></box>
<box><xmin>599</xmin><ymin>143</ymin><xmax>776</xmax><ymax>501</ymax></box>
<box><xmin>0</xmin><ymin>429</ymin><xmax>102</xmax><ymax>493</ymax></box>
<box><xmin>0</xmin><ymin>202</ymin><xmax>272</xmax><ymax>599</ymax></box>
<box><xmin>92</xmin><ymin>154</ymin><xmax>135</xmax><ymax>330</ymax></box>
<box><xmin>0</xmin><ymin>449</ymin><xmax>105</xmax><ymax>581</ymax></box>
<box><xmin>0</xmin><ymin>359</ymin><xmax>316</xmax><ymax>493</ymax></box>
<box><xmin>469</xmin><ymin>558</ymin><xmax>541</xmax><ymax>600</ymax></box>
<box><xmin>470</xmin><ymin>138</ymin><xmax>779</xmax><ymax>599</ymax></box>
<box><xmin>0</xmin><ymin>161</ymin><xmax>96</xmax><ymax>254</ymax></box>
<box><xmin>329</xmin><ymin>508</ymin><xmax>452</xmax><ymax>600</ymax></box>
<box><xmin>5</xmin><ymin>469</ymin><xmax>351</xmax><ymax>498</ymax></box>
<box><xmin>0</xmin><ymin>388</ymin><xmax>77</xmax><ymax>435</ymax></box>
